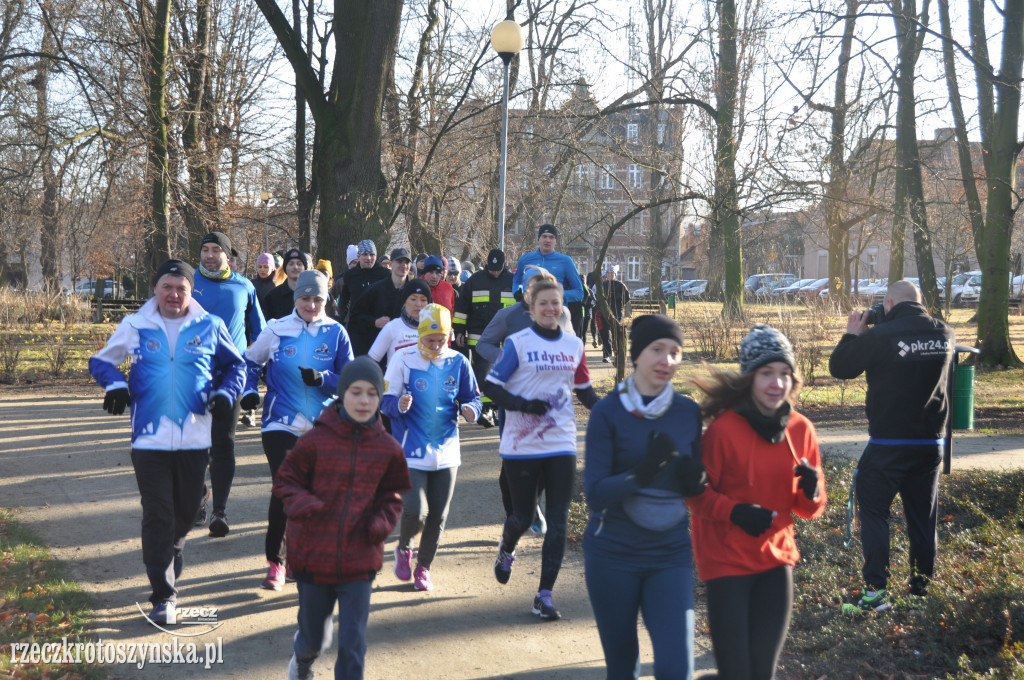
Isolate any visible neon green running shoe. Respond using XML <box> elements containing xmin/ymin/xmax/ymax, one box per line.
<box><xmin>857</xmin><ymin>588</ymin><xmax>891</xmax><ymax>612</ymax></box>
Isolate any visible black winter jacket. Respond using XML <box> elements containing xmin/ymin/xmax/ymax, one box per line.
<box><xmin>348</xmin><ymin>273</ymin><xmax>416</xmax><ymax>354</ymax></box>
<box><xmin>829</xmin><ymin>301</ymin><xmax>955</xmax><ymax>439</ymax></box>
<box><xmin>452</xmin><ymin>269</ymin><xmax>515</xmax><ymax>345</ymax></box>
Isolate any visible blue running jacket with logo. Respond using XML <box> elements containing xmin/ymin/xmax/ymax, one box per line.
<box><xmin>89</xmin><ymin>299</ymin><xmax>245</xmax><ymax>451</ymax></box>
<box><xmin>242</xmin><ymin>311</ymin><xmax>355</xmax><ymax>436</ymax></box>
<box><xmin>380</xmin><ymin>347</ymin><xmax>482</xmax><ymax>471</ymax></box>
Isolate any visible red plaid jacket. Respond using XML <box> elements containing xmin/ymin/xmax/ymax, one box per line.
<box><xmin>274</xmin><ymin>405</ymin><xmax>411</xmax><ymax>584</ymax></box>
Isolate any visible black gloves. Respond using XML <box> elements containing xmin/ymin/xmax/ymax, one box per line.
<box><xmin>519</xmin><ymin>399</ymin><xmax>550</xmax><ymax>416</ymax></box>
<box><xmin>514</xmin><ymin>289</ymin><xmax>524</xmax><ymax>303</ymax></box>
<box><xmin>794</xmin><ymin>458</ymin><xmax>820</xmax><ymax>501</ymax></box>
<box><xmin>102</xmin><ymin>388</ymin><xmax>130</xmax><ymax>415</ymax></box>
<box><xmin>633</xmin><ymin>431</ymin><xmax>680</xmax><ymax>486</ymax></box>
<box><xmin>730</xmin><ymin>503</ymin><xmax>775</xmax><ymax>537</ymax></box>
<box><xmin>300</xmin><ymin>366</ymin><xmax>323</xmax><ymax>387</ymax></box>
<box><xmin>239</xmin><ymin>392</ymin><xmax>260</xmax><ymax>411</ymax></box>
<box><xmin>676</xmin><ymin>454</ymin><xmax>708</xmax><ymax>497</ymax></box>
<box><xmin>208</xmin><ymin>393</ymin><xmax>233</xmax><ymax>419</ymax></box>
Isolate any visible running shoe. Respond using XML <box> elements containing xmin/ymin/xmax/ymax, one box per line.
<box><xmin>493</xmin><ymin>542</ymin><xmax>515</xmax><ymax>584</ymax></box>
<box><xmin>287</xmin><ymin>654</ymin><xmax>313</xmax><ymax>680</ymax></box>
<box><xmin>413</xmin><ymin>564</ymin><xmax>433</xmax><ymax>591</ymax></box>
<box><xmin>261</xmin><ymin>562</ymin><xmax>286</xmax><ymax>591</ymax></box>
<box><xmin>193</xmin><ymin>485</ymin><xmax>210</xmax><ymax>527</ymax></box>
<box><xmin>532</xmin><ymin>590</ymin><xmax>561</xmax><ymax>620</ymax></box>
<box><xmin>208</xmin><ymin>512</ymin><xmax>229</xmax><ymax>537</ymax></box>
<box><xmin>856</xmin><ymin>588</ymin><xmax>891</xmax><ymax>612</ymax></box>
<box><xmin>393</xmin><ymin>545</ymin><xmax>413</xmax><ymax>582</ymax></box>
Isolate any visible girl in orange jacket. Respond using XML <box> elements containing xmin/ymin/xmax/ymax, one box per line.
<box><xmin>688</xmin><ymin>324</ymin><xmax>827</xmax><ymax>680</ymax></box>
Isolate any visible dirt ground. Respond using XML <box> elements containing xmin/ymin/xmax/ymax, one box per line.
<box><xmin>2</xmin><ymin>350</ymin><xmax>1022</xmax><ymax>679</ymax></box>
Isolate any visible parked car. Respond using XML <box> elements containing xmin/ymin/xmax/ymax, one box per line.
<box><xmin>663</xmin><ymin>279</ymin><xmax>691</xmax><ymax>296</ymax></box>
<box><xmin>680</xmin><ymin>280</ymin><xmax>708</xmax><ymax>298</ymax></box>
<box><xmin>856</xmin><ymin>278</ymin><xmax>888</xmax><ymax>303</ymax></box>
<box><xmin>744</xmin><ymin>273</ymin><xmax>796</xmax><ymax>300</ymax></box>
<box><xmin>72</xmin><ymin>279</ymin><xmax>121</xmax><ymax>299</ymax></box>
<box><xmin>796</xmin><ymin>278</ymin><xmax>830</xmax><ymax>301</ymax></box>
<box><xmin>820</xmin><ymin>279</ymin><xmax>873</xmax><ymax>300</ymax></box>
<box><xmin>771</xmin><ymin>278</ymin><xmax>815</xmax><ymax>301</ymax></box>
<box><xmin>961</xmin><ymin>273</ymin><xmax>1017</xmax><ymax>304</ymax></box>
<box><xmin>939</xmin><ymin>271</ymin><xmax>981</xmax><ymax>304</ymax></box>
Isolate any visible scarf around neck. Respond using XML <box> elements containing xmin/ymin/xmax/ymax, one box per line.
<box><xmin>400</xmin><ymin>308</ymin><xmax>419</xmax><ymax>328</ymax></box>
<box><xmin>617</xmin><ymin>375</ymin><xmax>674</xmax><ymax>420</ymax></box>
<box><xmin>199</xmin><ymin>264</ymin><xmax>231</xmax><ymax>281</ymax></box>
<box><xmin>735</xmin><ymin>399</ymin><xmax>791</xmax><ymax>444</ymax></box>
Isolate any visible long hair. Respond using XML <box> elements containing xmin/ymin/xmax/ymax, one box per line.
<box><xmin>524</xmin><ymin>266</ymin><xmax>563</xmax><ymax>306</ymax></box>
<box><xmin>692</xmin><ymin>364</ymin><xmax>803</xmax><ymax>422</ymax></box>
<box><xmin>272</xmin><ymin>267</ymin><xmax>287</xmax><ymax>286</ymax></box>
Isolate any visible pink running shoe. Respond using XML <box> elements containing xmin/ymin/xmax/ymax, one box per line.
<box><xmin>393</xmin><ymin>545</ymin><xmax>413</xmax><ymax>582</ymax></box>
<box><xmin>413</xmin><ymin>564</ymin><xmax>433</xmax><ymax>591</ymax></box>
<box><xmin>261</xmin><ymin>561</ymin><xmax>285</xmax><ymax>591</ymax></box>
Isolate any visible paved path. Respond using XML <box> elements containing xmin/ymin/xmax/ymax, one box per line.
<box><xmin>2</xmin><ymin>349</ymin><xmax>1020</xmax><ymax>679</ymax></box>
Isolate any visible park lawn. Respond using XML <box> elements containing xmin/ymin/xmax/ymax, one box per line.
<box><xmin>0</xmin><ymin>509</ymin><xmax>101</xmax><ymax>679</ymax></box>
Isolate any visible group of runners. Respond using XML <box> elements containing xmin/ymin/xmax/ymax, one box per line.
<box><xmin>89</xmin><ymin>223</ymin><xmax>953</xmax><ymax>680</ymax></box>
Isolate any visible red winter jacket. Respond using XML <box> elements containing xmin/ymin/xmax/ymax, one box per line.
<box><xmin>424</xmin><ymin>279</ymin><xmax>456</xmax><ymax>314</ymax></box>
<box><xmin>273</xmin><ymin>405</ymin><xmax>411</xmax><ymax>584</ymax></box>
<box><xmin>687</xmin><ymin>409</ymin><xmax>827</xmax><ymax>581</ymax></box>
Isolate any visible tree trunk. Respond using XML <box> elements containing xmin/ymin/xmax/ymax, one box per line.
<box><xmin>34</xmin><ymin>27</ymin><xmax>59</xmax><ymax>291</ymax></box>
<box><xmin>146</xmin><ymin>0</ymin><xmax>172</xmax><ymax>273</ymax></box>
<box><xmin>890</xmin><ymin>0</ymin><xmax>939</xmax><ymax>312</ymax></box>
<box><xmin>975</xmin><ymin>0</ymin><xmax>1023</xmax><ymax>366</ymax></box>
<box><xmin>180</xmin><ymin>0</ymin><xmax>213</xmax><ymax>256</ymax></box>
<box><xmin>716</xmin><ymin>0</ymin><xmax>742</xmax><ymax>319</ymax></box>
<box><xmin>294</xmin><ymin>0</ymin><xmax>312</xmax><ymax>254</ymax></box>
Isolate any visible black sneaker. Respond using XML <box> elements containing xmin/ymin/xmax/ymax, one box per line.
<box><xmin>193</xmin><ymin>485</ymin><xmax>210</xmax><ymax>527</ymax></box>
<box><xmin>493</xmin><ymin>542</ymin><xmax>515</xmax><ymax>584</ymax></box>
<box><xmin>477</xmin><ymin>409</ymin><xmax>495</xmax><ymax>429</ymax></box>
<box><xmin>209</xmin><ymin>512</ymin><xmax>229</xmax><ymax>537</ymax></box>
<box><xmin>532</xmin><ymin>591</ymin><xmax>561</xmax><ymax>620</ymax></box>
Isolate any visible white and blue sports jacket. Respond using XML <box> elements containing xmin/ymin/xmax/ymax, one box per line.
<box><xmin>243</xmin><ymin>311</ymin><xmax>354</xmax><ymax>435</ymax></box>
<box><xmin>89</xmin><ymin>299</ymin><xmax>245</xmax><ymax>451</ymax></box>
<box><xmin>381</xmin><ymin>347</ymin><xmax>482</xmax><ymax>471</ymax></box>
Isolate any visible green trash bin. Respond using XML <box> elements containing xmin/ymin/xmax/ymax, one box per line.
<box><xmin>667</xmin><ymin>293</ymin><xmax>676</xmax><ymax>309</ymax></box>
<box><xmin>952</xmin><ymin>363</ymin><xmax>975</xmax><ymax>430</ymax></box>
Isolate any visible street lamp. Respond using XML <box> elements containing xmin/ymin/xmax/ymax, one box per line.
<box><xmin>491</xmin><ymin>17</ymin><xmax>524</xmax><ymax>252</ymax></box>
<box><xmin>260</xmin><ymin>190</ymin><xmax>272</xmax><ymax>252</ymax></box>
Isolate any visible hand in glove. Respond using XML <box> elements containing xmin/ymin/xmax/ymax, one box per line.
<box><xmin>730</xmin><ymin>503</ymin><xmax>775</xmax><ymax>537</ymax></box>
<box><xmin>300</xmin><ymin>366</ymin><xmax>323</xmax><ymax>387</ymax></box>
<box><xmin>102</xmin><ymin>388</ymin><xmax>130</xmax><ymax>415</ymax></box>
<box><xmin>239</xmin><ymin>392</ymin><xmax>260</xmax><ymax>411</ymax></box>
<box><xmin>633</xmin><ymin>431</ymin><xmax>680</xmax><ymax>486</ymax></box>
<box><xmin>794</xmin><ymin>458</ymin><xmax>820</xmax><ymax>501</ymax></box>
<box><xmin>208</xmin><ymin>393</ymin><xmax>233</xmax><ymax>419</ymax></box>
<box><xmin>519</xmin><ymin>398</ymin><xmax>549</xmax><ymax>416</ymax></box>
<box><xmin>676</xmin><ymin>454</ymin><xmax>708</xmax><ymax>497</ymax></box>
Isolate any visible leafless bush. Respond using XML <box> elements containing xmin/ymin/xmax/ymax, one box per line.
<box><xmin>43</xmin><ymin>336</ymin><xmax>71</xmax><ymax>378</ymax></box>
<box><xmin>0</xmin><ymin>335</ymin><xmax>21</xmax><ymax>383</ymax></box>
<box><xmin>0</xmin><ymin>287</ymin><xmax>91</xmax><ymax>326</ymax></box>
<box><xmin>683</xmin><ymin>305</ymin><xmax>740</xmax><ymax>361</ymax></box>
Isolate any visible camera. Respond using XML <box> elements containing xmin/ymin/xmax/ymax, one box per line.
<box><xmin>864</xmin><ymin>302</ymin><xmax>886</xmax><ymax>325</ymax></box>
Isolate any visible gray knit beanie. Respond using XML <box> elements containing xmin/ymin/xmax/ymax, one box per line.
<box><xmin>293</xmin><ymin>270</ymin><xmax>329</xmax><ymax>302</ymax></box>
<box><xmin>739</xmin><ymin>324</ymin><xmax>796</xmax><ymax>374</ymax></box>
<box><xmin>336</xmin><ymin>356</ymin><xmax>385</xmax><ymax>399</ymax></box>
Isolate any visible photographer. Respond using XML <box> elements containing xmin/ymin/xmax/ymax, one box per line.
<box><xmin>828</xmin><ymin>280</ymin><xmax>955</xmax><ymax>611</ymax></box>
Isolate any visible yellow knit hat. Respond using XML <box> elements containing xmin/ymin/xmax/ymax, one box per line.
<box><xmin>316</xmin><ymin>259</ymin><xmax>333</xmax><ymax>279</ymax></box>
<box><xmin>418</xmin><ymin>303</ymin><xmax>451</xmax><ymax>340</ymax></box>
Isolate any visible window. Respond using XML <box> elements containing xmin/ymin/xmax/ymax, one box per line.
<box><xmin>599</xmin><ymin>167</ymin><xmax>614</xmax><ymax>189</ymax></box>
<box><xmin>574</xmin><ymin>163</ymin><xmax>589</xmax><ymax>185</ymax></box>
<box><xmin>627</xmin><ymin>256</ymin><xmax>641</xmax><ymax>282</ymax></box>
<box><xmin>577</xmin><ymin>259</ymin><xmax>590</xmax><ymax>279</ymax></box>
<box><xmin>657</xmin><ymin>123</ymin><xmax>666</xmax><ymax>145</ymax></box>
<box><xmin>627</xmin><ymin>123</ymin><xmax>639</xmax><ymax>142</ymax></box>
<box><xmin>627</xmin><ymin>163</ymin><xmax>642</xmax><ymax>189</ymax></box>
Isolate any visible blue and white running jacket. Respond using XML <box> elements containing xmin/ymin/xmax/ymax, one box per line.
<box><xmin>381</xmin><ymin>347</ymin><xmax>482</xmax><ymax>471</ymax></box>
<box><xmin>243</xmin><ymin>311</ymin><xmax>354</xmax><ymax>435</ymax></box>
<box><xmin>89</xmin><ymin>299</ymin><xmax>245</xmax><ymax>451</ymax></box>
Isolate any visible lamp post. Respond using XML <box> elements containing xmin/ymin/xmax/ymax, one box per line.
<box><xmin>260</xmin><ymin>190</ymin><xmax>272</xmax><ymax>252</ymax></box>
<box><xmin>491</xmin><ymin>18</ymin><xmax>524</xmax><ymax>253</ymax></box>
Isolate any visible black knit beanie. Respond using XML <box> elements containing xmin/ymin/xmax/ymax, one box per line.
<box><xmin>401</xmin><ymin>278</ymin><xmax>432</xmax><ymax>305</ymax></box>
<box><xmin>153</xmin><ymin>259</ymin><xmax>195</xmax><ymax>289</ymax></box>
<box><xmin>537</xmin><ymin>223</ymin><xmax>558</xmax><ymax>240</ymax></box>
<box><xmin>739</xmin><ymin>324</ymin><xmax>796</xmax><ymax>374</ymax></box>
<box><xmin>336</xmin><ymin>356</ymin><xmax>385</xmax><ymax>400</ymax></box>
<box><xmin>201</xmin><ymin>231</ymin><xmax>232</xmax><ymax>254</ymax></box>
<box><xmin>629</xmin><ymin>314</ymin><xmax>685</xmax><ymax>363</ymax></box>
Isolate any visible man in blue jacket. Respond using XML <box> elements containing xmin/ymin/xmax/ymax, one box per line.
<box><xmin>511</xmin><ymin>224</ymin><xmax>585</xmax><ymax>335</ymax></box>
<box><xmin>192</xmin><ymin>231</ymin><xmax>266</xmax><ymax>536</ymax></box>
<box><xmin>89</xmin><ymin>259</ymin><xmax>245</xmax><ymax>624</ymax></box>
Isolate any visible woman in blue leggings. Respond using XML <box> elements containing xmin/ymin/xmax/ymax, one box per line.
<box><xmin>583</xmin><ymin>315</ymin><xmax>707</xmax><ymax>679</ymax></box>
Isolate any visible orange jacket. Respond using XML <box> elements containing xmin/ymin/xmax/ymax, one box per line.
<box><xmin>687</xmin><ymin>408</ymin><xmax>826</xmax><ymax>581</ymax></box>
